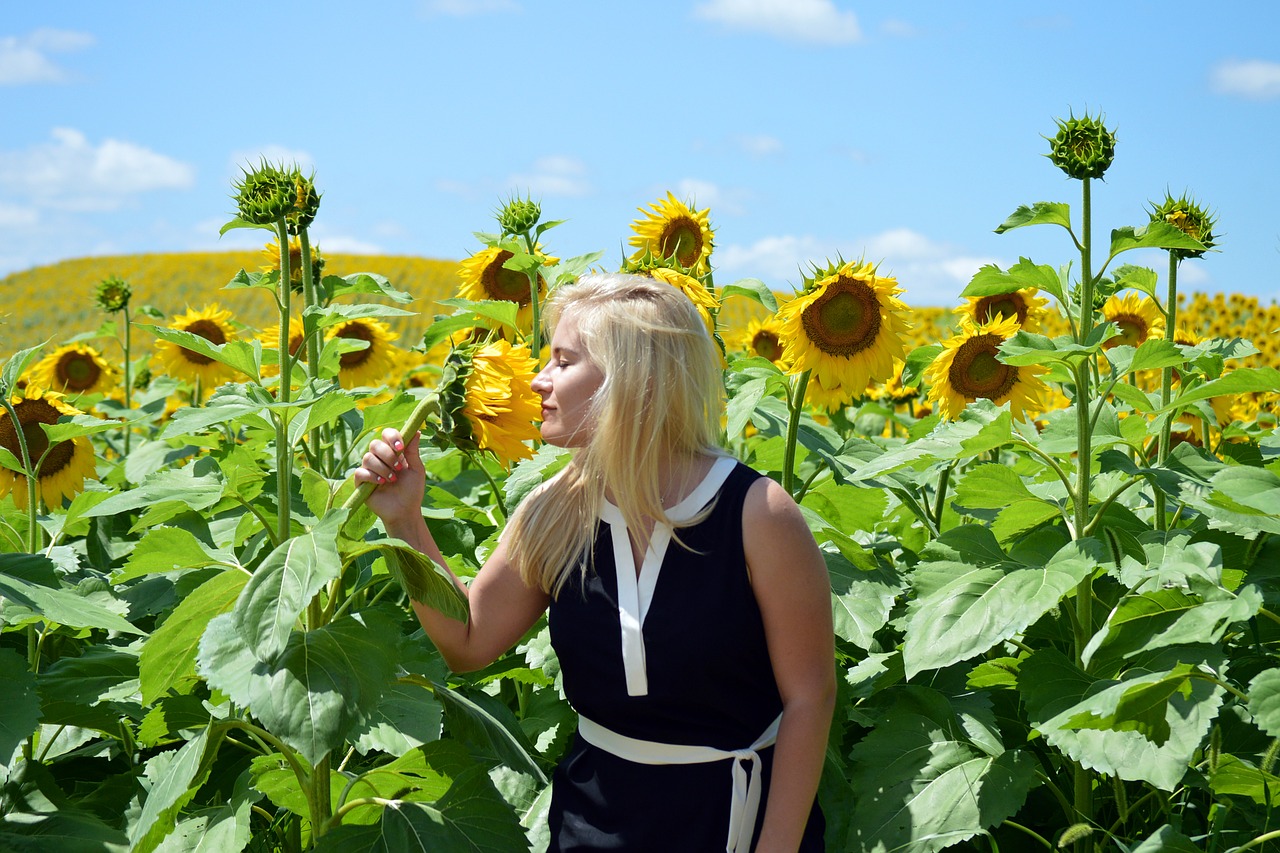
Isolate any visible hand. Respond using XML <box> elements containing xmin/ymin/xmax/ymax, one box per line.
<box><xmin>353</xmin><ymin>428</ymin><xmax>427</xmax><ymax>528</ymax></box>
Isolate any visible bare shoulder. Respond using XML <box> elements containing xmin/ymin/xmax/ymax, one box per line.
<box><xmin>741</xmin><ymin>475</ymin><xmax>828</xmax><ymax>584</ymax></box>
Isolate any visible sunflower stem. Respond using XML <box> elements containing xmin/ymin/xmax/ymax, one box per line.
<box><xmin>274</xmin><ymin>219</ymin><xmax>294</xmax><ymax>547</ymax></box>
<box><xmin>782</xmin><ymin>370</ymin><xmax>810</xmax><ymax>496</ymax></box>
<box><xmin>1071</xmin><ymin>175</ymin><xmax>1096</xmax><ymax>837</ymax></box>
<box><xmin>521</xmin><ymin>232</ymin><xmax>543</xmax><ymax>365</ymax></box>
<box><xmin>1155</xmin><ymin>252</ymin><xmax>1179</xmax><ymax>531</ymax></box>
<box><xmin>341</xmin><ymin>393</ymin><xmax>440</xmax><ymax>526</ymax></box>
<box><xmin>299</xmin><ymin>228</ymin><xmax>334</xmax><ymax>477</ymax></box>
<box><xmin>121</xmin><ymin>304</ymin><xmax>133</xmax><ymax>455</ymax></box>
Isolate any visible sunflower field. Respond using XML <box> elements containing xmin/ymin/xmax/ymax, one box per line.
<box><xmin>2</xmin><ymin>115</ymin><xmax>1280</xmax><ymax>853</ymax></box>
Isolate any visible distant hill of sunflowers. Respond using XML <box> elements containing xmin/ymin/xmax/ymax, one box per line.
<box><xmin>0</xmin><ymin>251</ymin><xmax>464</xmax><ymax>356</ymax></box>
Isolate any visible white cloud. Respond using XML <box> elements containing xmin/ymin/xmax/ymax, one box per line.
<box><xmin>880</xmin><ymin>19</ymin><xmax>920</xmax><ymax>38</ymax></box>
<box><xmin>507</xmin><ymin>155</ymin><xmax>590</xmax><ymax>197</ymax></box>
<box><xmin>735</xmin><ymin>134</ymin><xmax>783</xmax><ymax>157</ymax></box>
<box><xmin>422</xmin><ymin>0</ymin><xmax>520</xmax><ymax>16</ymax></box>
<box><xmin>715</xmin><ymin>227</ymin><xmax>997</xmax><ymax>305</ymax></box>
<box><xmin>0</xmin><ymin>202</ymin><xmax>39</xmax><ymax>228</ymax></box>
<box><xmin>0</xmin><ymin>29</ymin><xmax>93</xmax><ymax>86</ymax></box>
<box><xmin>1211</xmin><ymin>59</ymin><xmax>1280</xmax><ymax>100</ymax></box>
<box><xmin>0</xmin><ymin>128</ymin><xmax>195</xmax><ymax>211</ymax></box>
<box><xmin>693</xmin><ymin>0</ymin><xmax>861</xmax><ymax>45</ymax></box>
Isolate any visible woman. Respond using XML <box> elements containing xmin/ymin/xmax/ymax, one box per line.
<box><xmin>356</xmin><ymin>273</ymin><xmax>834</xmax><ymax>852</ymax></box>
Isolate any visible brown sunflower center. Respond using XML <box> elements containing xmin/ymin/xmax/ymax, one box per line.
<box><xmin>658</xmin><ymin>216</ymin><xmax>703</xmax><ymax>269</ymax></box>
<box><xmin>337</xmin><ymin>322</ymin><xmax>376</xmax><ymax>368</ymax></box>
<box><xmin>752</xmin><ymin>330</ymin><xmax>783</xmax><ymax>362</ymax></box>
<box><xmin>950</xmin><ymin>335</ymin><xmax>1018</xmax><ymax>400</ymax></box>
<box><xmin>0</xmin><ymin>399</ymin><xmax>75</xmax><ymax>478</ymax></box>
<box><xmin>179</xmin><ymin>319</ymin><xmax>228</xmax><ymax>365</ymax></box>
<box><xmin>800</xmin><ymin>278</ymin><xmax>882</xmax><ymax>356</ymax></box>
<box><xmin>57</xmin><ymin>351</ymin><xmax>103</xmax><ymax>391</ymax></box>
<box><xmin>1105</xmin><ymin>315</ymin><xmax>1148</xmax><ymax>349</ymax></box>
<box><xmin>975</xmin><ymin>294</ymin><xmax>1026</xmax><ymax>326</ymax></box>
<box><xmin>481</xmin><ymin>250</ymin><xmax>538</xmax><ymax>305</ymax></box>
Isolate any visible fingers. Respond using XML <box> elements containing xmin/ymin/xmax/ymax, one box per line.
<box><xmin>356</xmin><ymin>429</ymin><xmax>421</xmax><ymax>485</ymax></box>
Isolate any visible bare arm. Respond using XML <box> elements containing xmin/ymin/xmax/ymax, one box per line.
<box><xmin>742</xmin><ymin>476</ymin><xmax>836</xmax><ymax>853</ymax></box>
<box><xmin>355</xmin><ymin>428</ymin><xmax>549</xmax><ymax>672</ymax></box>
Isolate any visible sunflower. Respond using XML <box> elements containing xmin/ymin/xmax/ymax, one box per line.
<box><xmin>327</xmin><ymin>317</ymin><xmax>401</xmax><ymax>389</ymax></box>
<box><xmin>0</xmin><ymin>386</ymin><xmax>97</xmax><ymax>510</ymax></box>
<box><xmin>257</xmin><ymin>316</ymin><xmax>308</xmax><ymax>377</ymax></box>
<box><xmin>154</xmin><ymin>304</ymin><xmax>239</xmax><ymax>387</ymax></box>
<box><xmin>733</xmin><ymin>316</ymin><xmax>787</xmax><ymax>364</ymax></box>
<box><xmin>628</xmin><ymin>193</ymin><xmax>715</xmax><ymax>277</ymax></box>
<box><xmin>956</xmin><ymin>287</ymin><xmax>1050</xmax><ymax>334</ymax></box>
<box><xmin>260</xmin><ymin>236</ymin><xmax>324</xmax><ymax>293</ymax></box>
<box><xmin>1101</xmin><ymin>292</ymin><xmax>1165</xmax><ymax>349</ymax></box>
<box><xmin>456</xmin><ymin>245</ymin><xmax>558</xmax><ymax>336</ymax></box>
<box><xmin>28</xmin><ymin>344</ymin><xmax>119</xmax><ymax>397</ymax></box>
<box><xmin>437</xmin><ymin>339</ymin><xmax>541</xmax><ymax>468</ymax></box>
<box><xmin>776</xmin><ymin>259</ymin><xmax>912</xmax><ymax>409</ymax></box>
<box><xmin>924</xmin><ymin>315</ymin><xmax>1049</xmax><ymax>422</ymax></box>
<box><xmin>640</xmin><ymin>266</ymin><xmax>720</xmax><ymax>337</ymax></box>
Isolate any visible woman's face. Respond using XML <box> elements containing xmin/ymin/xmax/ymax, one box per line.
<box><xmin>531</xmin><ymin>312</ymin><xmax>605</xmax><ymax>447</ymax></box>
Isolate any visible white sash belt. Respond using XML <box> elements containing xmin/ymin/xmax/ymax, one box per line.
<box><xmin>577</xmin><ymin>713</ymin><xmax>782</xmax><ymax>853</ymax></box>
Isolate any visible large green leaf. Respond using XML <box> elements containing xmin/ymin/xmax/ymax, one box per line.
<box><xmin>961</xmin><ymin>256</ymin><xmax>1065</xmax><ymax>305</ymax></box>
<box><xmin>1104</xmin><ymin>338</ymin><xmax>1186</xmax><ymax>376</ymax></box>
<box><xmin>430</xmin><ymin>682</ymin><xmax>547</xmax><ymax>783</ymax></box>
<box><xmin>140</xmin><ymin>569</ymin><xmax>248</xmax><ymax>704</ymax></box>
<box><xmin>850</xmin><ymin>401</ymin><xmax>1012</xmax><ymax>479</ymax></box>
<box><xmin>114</xmin><ymin>527</ymin><xmax>238</xmax><ymax>584</ymax></box>
<box><xmin>130</xmin><ymin>727</ymin><xmax>223</xmax><ymax>853</ymax></box>
<box><xmin>1062</xmin><ymin>663</ymin><xmax>1197</xmax><ymax>746</ymax></box>
<box><xmin>719</xmin><ymin>277</ymin><xmax>778</xmax><ymax>312</ymax></box>
<box><xmin>847</xmin><ymin>687</ymin><xmax>1037</xmax><ymax>853</ymax></box>
<box><xmin>0</xmin><ymin>555</ymin><xmax>142</xmax><ymax>634</ymax></box>
<box><xmin>825</xmin><ymin>546</ymin><xmax>901</xmax><ymax>651</ymax></box>
<box><xmin>0</xmin><ymin>810</ymin><xmax>129</xmax><ymax>853</ymax></box>
<box><xmin>1247</xmin><ymin>668</ymin><xmax>1280</xmax><ymax>738</ymax></box>
<box><xmin>1158</xmin><ymin>367</ymin><xmax>1280</xmax><ymax>412</ymax></box>
<box><xmin>312</xmin><ymin>766</ymin><xmax>529</xmax><ymax>853</ymax></box>
<box><xmin>151</xmin><ymin>780</ymin><xmax>255</xmax><ymax>853</ymax></box>
<box><xmin>146</xmin><ymin>326</ymin><xmax>261</xmax><ymax>380</ymax></box>
<box><xmin>352</xmin><ymin>680</ymin><xmax>445</xmax><ymax>757</ymax></box>
<box><xmin>1129</xmin><ymin>825</ymin><xmax>1202</xmax><ymax>853</ymax></box>
<box><xmin>902</xmin><ymin>539</ymin><xmax>1102</xmax><ymax>678</ymax></box>
<box><xmin>1209</xmin><ymin>754</ymin><xmax>1280</xmax><ymax>806</ymax></box>
<box><xmin>36</xmin><ymin>646</ymin><xmax>140</xmax><ymax>730</ymax></box>
<box><xmin>1020</xmin><ymin>647</ymin><xmax>1225</xmax><ymax>789</ymax></box>
<box><xmin>1108</xmin><ymin>220</ymin><xmax>1208</xmax><ymax>259</ymax></box>
<box><xmin>0</xmin><ymin>648</ymin><xmax>40</xmax><ymax>768</ymax></box>
<box><xmin>233</xmin><ymin>513</ymin><xmax>346</xmax><ymax>663</ymax></box>
<box><xmin>81</xmin><ymin>456</ymin><xmax>226</xmax><ymax>529</ymax></box>
<box><xmin>994</xmin><ymin>203</ymin><xmax>1073</xmax><ymax>235</ymax></box>
<box><xmin>1081</xmin><ymin>584</ymin><xmax>1262</xmax><ymax>675</ymax></box>
<box><xmin>197</xmin><ymin>610</ymin><xmax>399</xmax><ymax>765</ymax></box>
<box><xmin>363</xmin><ymin>540</ymin><xmax>469</xmax><ymax>623</ymax></box>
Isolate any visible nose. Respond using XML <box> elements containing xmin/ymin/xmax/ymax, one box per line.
<box><xmin>531</xmin><ymin>363</ymin><xmax>552</xmax><ymax>395</ymax></box>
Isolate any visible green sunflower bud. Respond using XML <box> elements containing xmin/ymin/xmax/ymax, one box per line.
<box><xmin>95</xmin><ymin>276</ymin><xmax>132</xmax><ymax>313</ymax></box>
<box><xmin>496</xmin><ymin>194</ymin><xmax>541</xmax><ymax>237</ymax></box>
<box><xmin>434</xmin><ymin>345</ymin><xmax>481</xmax><ymax>453</ymax></box>
<box><xmin>1046</xmin><ymin>112</ymin><xmax>1116</xmax><ymax>181</ymax></box>
<box><xmin>287</xmin><ymin>169</ymin><xmax>321</xmax><ymax>235</ymax></box>
<box><xmin>233</xmin><ymin>160</ymin><xmax>297</xmax><ymax>226</ymax></box>
<box><xmin>1149</xmin><ymin>192</ymin><xmax>1217</xmax><ymax>260</ymax></box>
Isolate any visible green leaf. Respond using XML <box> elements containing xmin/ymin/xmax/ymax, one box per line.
<box><xmin>352</xmin><ymin>681</ymin><xmax>445</xmax><ymax>756</ymax></box>
<box><xmin>902</xmin><ymin>539</ymin><xmax>1102</xmax><ymax>678</ymax></box>
<box><xmin>0</xmin><ymin>811</ymin><xmax>129</xmax><ymax>852</ymax></box>
<box><xmin>146</xmin><ymin>326</ymin><xmax>261</xmax><ymax>379</ymax></box>
<box><xmin>302</xmin><ymin>302</ymin><xmax>416</xmax><ymax>335</ymax></box>
<box><xmin>431</xmin><ymin>682</ymin><xmax>547</xmax><ymax>783</ymax></box>
<box><xmin>2</xmin><ymin>343</ymin><xmax>47</xmax><ymax>394</ymax></box>
<box><xmin>1210</xmin><ymin>466</ymin><xmax>1280</xmax><ymax>516</ymax></box>
<box><xmin>901</xmin><ymin>345</ymin><xmax>941</xmax><ymax>389</ymax></box>
<box><xmin>1247</xmin><ymin>668</ymin><xmax>1280</xmax><ymax>738</ymax></box>
<box><xmin>140</xmin><ymin>569</ymin><xmax>248</xmax><ymax>704</ymax></box>
<box><xmin>219</xmin><ymin>216</ymin><xmax>272</xmax><ymax>235</ymax></box>
<box><xmin>313</xmin><ymin>766</ymin><xmax>529</xmax><ymax>853</ymax></box>
<box><xmin>1209</xmin><ymin>754</ymin><xmax>1280</xmax><ymax>806</ymax></box>
<box><xmin>824</xmin><ymin>547</ymin><xmax>902</xmax><ymax>650</ymax></box>
<box><xmin>1062</xmin><ymin>664</ymin><xmax>1197</xmax><ymax>746</ymax></box>
<box><xmin>994</xmin><ymin>202</ymin><xmax>1073</xmax><ymax>234</ymax></box>
<box><xmin>848</xmin><ymin>687</ymin><xmax>1037</xmax><ymax>853</ymax></box>
<box><xmin>719</xmin><ymin>278</ymin><xmax>778</xmax><ymax>312</ymax></box>
<box><xmin>1129</xmin><ymin>825</ymin><xmax>1202</xmax><ymax>853</ymax></box>
<box><xmin>0</xmin><ymin>648</ymin><xmax>41</xmax><ymax>768</ymax></box>
<box><xmin>233</xmin><ymin>512</ymin><xmax>346</xmax><ymax>663</ymax></box>
<box><xmin>322</xmin><ymin>271</ymin><xmax>413</xmax><ymax>303</ymax></box>
<box><xmin>37</xmin><ymin>646</ymin><xmax>140</xmax><ymax>729</ymax></box>
<box><xmin>82</xmin><ymin>456</ymin><xmax>226</xmax><ymax>527</ymax></box>
<box><xmin>992</xmin><ymin>499</ymin><xmax>1063</xmax><ymax>543</ymax></box>
<box><xmin>150</xmin><ymin>780</ymin><xmax>255</xmax><ymax>853</ymax></box>
<box><xmin>114</xmin><ymin>526</ymin><xmax>237</xmax><ymax>584</ymax></box>
<box><xmin>1105</xmin><ymin>338</ymin><xmax>1185</xmax><ymax>376</ymax></box>
<box><xmin>130</xmin><ymin>727</ymin><xmax>223</xmax><ymax>853</ymax></box>
<box><xmin>954</xmin><ymin>464</ymin><xmax>1035</xmax><ymax>509</ymax></box>
<box><xmin>962</xmin><ymin>257</ymin><xmax>1066</xmax><ymax>305</ymax></box>
<box><xmin>1020</xmin><ymin>647</ymin><xmax>1226</xmax><ymax>790</ymax></box>
<box><xmin>197</xmin><ymin>610</ymin><xmax>400</xmax><ymax>765</ymax></box>
<box><xmin>1108</xmin><ymin>220</ymin><xmax>1208</xmax><ymax>259</ymax></box>
<box><xmin>39</xmin><ymin>413</ymin><xmax>119</xmax><ymax>444</ymax></box>
<box><xmin>436</xmin><ymin>298</ymin><xmax>520</xmax><ymax>332</ymax></box>
<box><xmin>502</xmin><ymin>443</ymin><xmax>572</xmax><ymax>512</ymax></box>
<box><xmin>223</xmin><ymin>267</ymin><xmax>275</xmax><ymax>291</ymax></box>
<box><xmin>1000</xmin><ymin>331</ymin><xmax>1098</xmax><ymax>367</ymax></box>
<box><xmin>361</xmin><ymin>540</ymin><xmax>469</xmax><ymax>622</ymax></box>
<box><xmin>0</xmin><ymin>556</ymin><xmax>142</xmax><ymax>634</ymax></box>
<box><xmin>1111</xmin><ymin>264</ymin><xmax>1160</xmax><ymax>300</ymax></box>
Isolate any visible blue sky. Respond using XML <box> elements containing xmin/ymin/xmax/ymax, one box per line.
<box><xmin>3</xmin><ymin>1</ymin><xmax>1278</xmax><ymax>308</ymax></box>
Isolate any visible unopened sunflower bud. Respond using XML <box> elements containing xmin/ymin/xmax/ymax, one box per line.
<box><xmin>1149</xmin><ymin>193</ymin><xmax>1217</xmax><ymax>261</ymax></box>
<box><xmin>287</xmin><ymin>169</ymin><xmax>321</xmax><ymax>235</ymax></box>
<box><xmin>1047</xmin><ymin>112</ymin><xmax>1116</xmax><ymax>181</ymax></box>
<box><xmin>95</xmin><ymin>276</ymin><xmax>132</xmax><ymax>313</ymax></box>
<box><xmin>497</xmin><ymin>194</ymin><xmax>542</xmax><ymax>236</ymax></box>
<box><xmin>233</xmin><ymin>160</ymin><xmax>297</xmax><ymax>226</ymax></box>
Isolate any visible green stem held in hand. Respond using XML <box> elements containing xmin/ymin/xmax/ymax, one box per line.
<box><xmin>341</xmin><ymin>393</ymin><xmax>441</xmax><ymax>518</ymax></box>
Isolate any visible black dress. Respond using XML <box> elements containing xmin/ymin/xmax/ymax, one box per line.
<box><xmin>546</xmin><ymin>456</ymin><xmax>826</xmax><ymax>852</ymax></box>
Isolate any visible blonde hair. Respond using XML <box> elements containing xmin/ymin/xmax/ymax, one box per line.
<box><xmin>505</xmin><ymin>272</ymin><xmax>726</xmax><ymax>597</ymax></box>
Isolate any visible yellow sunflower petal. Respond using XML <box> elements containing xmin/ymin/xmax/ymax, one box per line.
<box><xmin>28</xmin><ymin>343</ymin><xmax>119</xmax><ymax>397</ymax></box>
<box><xmin>628</xmin><ymin>192</ymin><xmax>715</xmax><ymax>278</ymax></box>
<box><xmin>0</xmin><ymin>385</ymin><xmax>97</xmax><ymax>509</ymax></box>
<box><xmin>1101</xmin><ymin>292</ymin><xmax>1165</xmax><ymax>349</ymax></box>
<box><xmin>462</xmin><ymin>340</ymin><xmax>541</xmax><ymax>467</ymax></box>
<box><xmin>328</xmin><ymin>317</ymin><xmax>401</xmax><ymax>389</ymax></box>
<box><xmin>924</xmin><ymin>315</ymin><xmax>1049</xmax><ymax>421</ymax></box>
<box><xmin>153</xmin><ymin>303</ymin><xmax>239</xmax><ymax>387</ymax></box>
